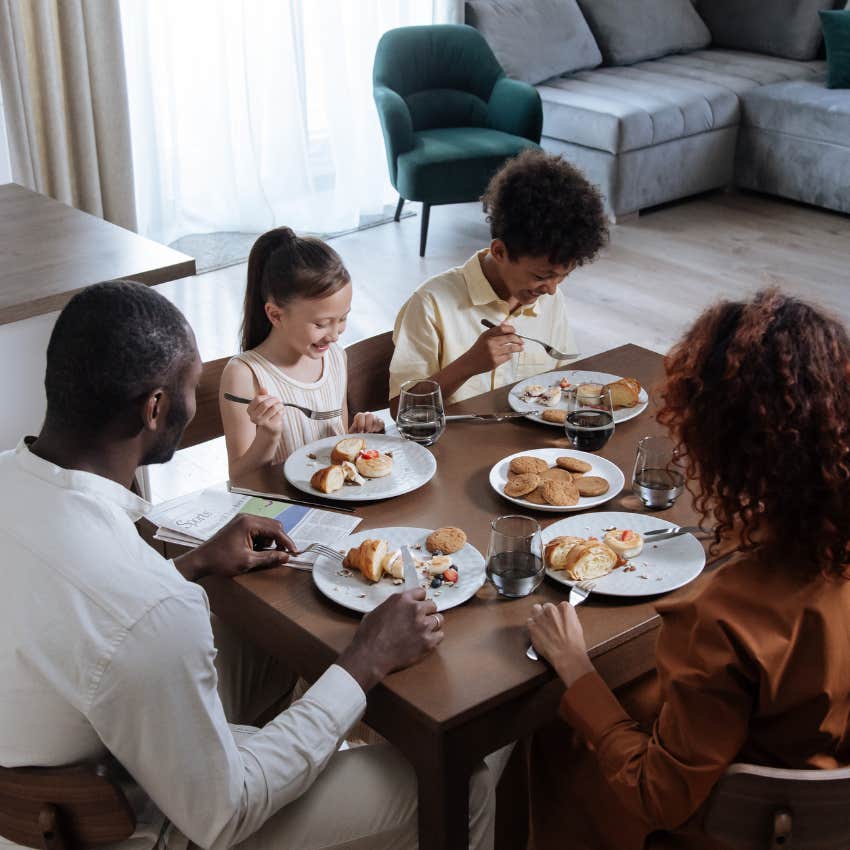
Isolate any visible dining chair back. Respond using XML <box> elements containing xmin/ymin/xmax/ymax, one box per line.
<box><xmin>702</xmin><ymin>762</ymin><xmax>850</xmax><ymax>849</ymax></box>
<box><xmin>0</xmin><ymin>762</ymin><xmax>135</xmax><ymax>850</ymax></box>
<box><xmin>179</xmin><ymin>355</ymin><xmax>230</xmax><ymax>449</ymax></box>
<box><xmin>345</xmin><ymin>332</ymin><xmax>394</xmax><ymax>414</ymax></box>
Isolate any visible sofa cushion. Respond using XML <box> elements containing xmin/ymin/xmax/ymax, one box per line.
<box><xmin>696</xmin><ymin>0</ymin><xmax>837</xmax><ymax>62</ymax></box>
<box><xmin>465</xmin><ymin>0</ymin><xmax>601</xmax><ymax>85</ymax></box>
<box><xmin>539</xmin><ymin>49</ymin><xmax>826</xmax><ymax>153</ymax></box>
<box><xmin>740</xmin><ymin>76</ymin><xmax>850</xmax><ymax>147</ymax></box>
<box><xmin>575</xmin><ymin>0</ymin><xmax>710</xmax><ymax>66</ymax></box>
<box><xmin>820</xmin><ymin>9</ymin><xmax>850</xmax><ymax>87</ymax></box>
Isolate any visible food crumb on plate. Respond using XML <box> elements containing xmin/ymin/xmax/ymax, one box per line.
<box><xmin>308</xmin><ymin>452</ymin><xmax>317</xmax><ymax>460</ymax></box>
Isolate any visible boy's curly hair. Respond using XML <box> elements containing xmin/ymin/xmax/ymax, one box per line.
<box><xmin>481</xmin><ymin>149</ymin><xmax>608</xmax><ymax>267</ymax></box>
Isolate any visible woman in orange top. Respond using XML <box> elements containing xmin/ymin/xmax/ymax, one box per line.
<box><xmin>527</xmin><ymin>289</ymin><xmax>850</xmax><ymax>849</ymax></box>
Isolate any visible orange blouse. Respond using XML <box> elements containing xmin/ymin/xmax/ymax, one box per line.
<box><xmin>560</xmin><ymin>552</ymin><xmax>850</xmax><ymax>836</ymax></box>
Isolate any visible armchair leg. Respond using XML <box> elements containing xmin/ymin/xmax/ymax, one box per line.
<box><xmin>394</xmin><ymin>196</ymin><xmax>405</xmax><ymax>222</ymax></box>
<box><xmin>419</xmin><ymin>203</ymin><xmax>431</xmax><ymax>257</ymax></box>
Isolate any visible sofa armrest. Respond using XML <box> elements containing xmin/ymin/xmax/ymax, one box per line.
<box><xmin>487</xmin><ymin>77</ymin><xmax>542</xmax><ymax>143</ymax></box>
<box><xmin>373</xmin><ymin>85</ymin><xmax>415</xmax><ymax>188</ymax></box>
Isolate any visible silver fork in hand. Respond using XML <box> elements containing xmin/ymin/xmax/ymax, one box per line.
<box><xmin>526</xmin><ymin>581</ymin><xmax>595</xmax><ymax>662</ymax></box>
<box><xmin>298</xmin><ymin>542</ymin><xmax>345</xmax><ymax>563</ymax></box>
<box><xmin>480</xmin><ymin>319</ymin><xmax>580</xmax><ymax>361</ymax></box>
<box><xmin>223</xmin><ymin>392</ymin><xmax>342</xmax><ymax>421</ymax></box>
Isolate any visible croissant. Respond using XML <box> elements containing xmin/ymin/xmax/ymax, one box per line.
<box><xmin>564</xmin><ymin>541</ymin><xmax>618</xmax><ymax>581</ymax></box>
<box><xmin>310</xmin><ymin>464</ymin><xmax>345</xmax><ymax>494</ymax></box>
<box><xmin>604</xmin><ymin>377</ymin><xmax>642</xmax><ymax>409</ymax></box>
<box><xmin>343</xmin><ymin>538</ymin><xmax>389</xmax><ymax>582</ymax></box>
<box><xmin>543</xmin><ymin>536</ymin><xmax>585</xmax><ymax>571</ymax></box>
<box><xmin>331</xmin><ymin>437</ymin><xmax>366</xmax><ymax>464</ymax></box>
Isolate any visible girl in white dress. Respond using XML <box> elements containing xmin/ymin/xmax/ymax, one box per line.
<box><xmin>220</xmin><ymin>227</ymin><xmax>384</xmax><ymax>480</ymax></box>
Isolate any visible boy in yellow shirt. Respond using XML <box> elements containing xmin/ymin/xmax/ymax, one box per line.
<box><xmin>389</xmin><ymin>150</ymin><xmax>608</xmax><ymax>406</ymax></box>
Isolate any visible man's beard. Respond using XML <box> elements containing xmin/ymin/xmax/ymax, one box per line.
<box><xmin>141</xmin><ymin>391</ymin><xmax>190</xmax><ymax>466</ymax></box>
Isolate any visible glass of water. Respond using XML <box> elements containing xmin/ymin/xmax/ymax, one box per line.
<box><xmin>396</xmin><ymin>379</ymin><xmax>446</xmax><ymax>446</ymax></box>
<box><xmin>632</xmin><ymin>435</ymin><xmax>685</xmax><ymax>510</ymax></box>
<box><xmin>486</xmin><ymin>515</ymin><xmax>544</xmax><ymax>598</ymax></box>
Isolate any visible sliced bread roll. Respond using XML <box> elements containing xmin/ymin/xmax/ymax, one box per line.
<box><xmin>343</xmin><ymin>538</ymin><xmax>388</xmax><ymax>582</ymax></box>
<box><xmin>564</xmin><ymin>541</ymin><xmax>618</xmax><ymax>581</ymax></box>
<box><xmin>544</xmin><ymin>536</ymin><xmax>585</xmax><ymax>571</ymax></box>
<box><xmin>310</xmin><ymin>464</ymin><xmax>345</xmax><ymax>494</ymax></box>
<box><xmin>605</xmin><ymin>378</ymin><xmax>641</xmax><ymax>409</ymax></box>
<box><xmin>331</xmin><ymin>437</ymin><xmax>366</xmax><ymax>464</ymax></box>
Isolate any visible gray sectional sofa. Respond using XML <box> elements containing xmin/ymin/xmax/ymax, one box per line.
<box><xmin>466</xmin><ymin>0</ymin><xmax>850</xmax><ymax>220</ymax></box>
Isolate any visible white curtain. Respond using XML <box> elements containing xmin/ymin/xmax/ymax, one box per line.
<box><xmin>120</xmin><ymin>0</ymin><xmax>441</xmax><ymax>245</ymax></box>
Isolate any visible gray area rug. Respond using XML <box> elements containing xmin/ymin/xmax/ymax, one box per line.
<box><xmin>171</xmin><ymin>205</ymin><xmax>415</xmax><ymax>274</ymax></box>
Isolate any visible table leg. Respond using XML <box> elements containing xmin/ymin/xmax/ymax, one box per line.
<box><xmin>414</xmin><ymin>742</ymin><xmax>471</xmax><ymax>850</ymax></box>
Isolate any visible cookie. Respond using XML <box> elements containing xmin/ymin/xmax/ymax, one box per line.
<box><xmin>541</xmin><ymin>408</ymin><xmax>567</xmax><ymax>424</ymax></box>
<box><xmin>426</xmin><ymin>526</ymin><xmax>467</xmax><ymax>555</ymax></box>
<box><xmin>523</xmin><ymin>485</ymin><xmax>549</xmax><ymax>505</ymax></box>
<box><xmin>556</xmin><ymin>456</ymin><xmax>592</xmax><ymax>474</ymax></box>
<box><xmin>509</xmin><ymin>455</ymin><xmax>550</xmax><ymax>475</ymax></box>
<box><xmin>576</xmin><ymin>476</ymin><xmax>609</xmax><ymax>497</ymax></box>
<box><xmin>542</xmin><ymin>478</ymin><xmax>580</xmax><ymax>507</ymax></box>
<box><xmin>504</xmin><ymin>473</ymin><xmax>541</xmax><ymax>498</ymax></box>
<box><xmin>539</xmin><ymin>467</ymin><xmax>574</xmax><ymax>484</ymax></box>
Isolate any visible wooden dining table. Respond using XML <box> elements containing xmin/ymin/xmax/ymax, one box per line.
<box><xmin>203</xmin><ymin>343</ymin><xmax>721</xmax><ymax>850</ymax></box>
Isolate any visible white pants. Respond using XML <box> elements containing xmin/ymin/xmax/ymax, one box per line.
<box><xmin>211</xmin><ymin>616</ymin><xmax>512</xmax><ymax>850</ymax></box>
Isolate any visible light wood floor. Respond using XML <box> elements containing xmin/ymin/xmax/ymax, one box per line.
<box><xmin>151</xmin><ymin>189</ymin><xmax>850</xmax><ymax>501</ymax></box>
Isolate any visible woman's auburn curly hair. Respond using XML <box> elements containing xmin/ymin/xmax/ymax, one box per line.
<box><xmin>658</xmin><ymin>289</ymin><xmax>850</xmax><ymax>579</ymax></box>
<box><xmin>481</xmin><ymin>149</ymin><xmax>608</xmax><ymax>267</ymax></box>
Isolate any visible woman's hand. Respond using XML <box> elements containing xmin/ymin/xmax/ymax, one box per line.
<box><xmin>247</xmin><ymin>386</ymin><xmax>285</xmax><ymax>436</ymax></box>
<box><xmin>528</xmin><ymin>602</ymin><xmax>594</xmax><ymax>687</ymax></box>
<box><xmin>349</xmin><ymin>412</ymin><xmax>386</xmax><ymax>434</ymax></box>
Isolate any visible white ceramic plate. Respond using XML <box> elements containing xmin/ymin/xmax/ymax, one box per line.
<box><xmin>542</xmin><ymin>511</ymin><xmax>705</xmax><ymax>596</ymax></box>
<box><xmin>284</xmin><ymin>434</ymin><xmax>436</xmax><ymax>502</ymax></box>
<box><xmin>312</xmin><ymin>526</ymin><xmax>486</xmax><ymax>614</ymax></box>
<box><xmin>508</xmin><ymin>370</ymin><xmax>649</xmax><ymax>427</ymax></box>
<box><xmin>489</xmin><ymin>448</ymin><xmax>625</xmax><ymax>513</ymax></box>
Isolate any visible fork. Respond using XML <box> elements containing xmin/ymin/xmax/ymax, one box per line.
<box><xmin>223</xmin><ymin>392</ymin><xmax>342</xmax><ymax>421</ymax></box>
<box><xmin>480</xmin><ymin>319</ymin><xmax>580</xmax><ymax>361</ymax></box>
<box><xmin>526</xmin><ymin>581</ymin><xmax>595</xmax><ymax>662</ymax></box>
<box><xmin>298</xmin><ymin>542</ymin><xmax>345</xmax><ymax>562</ymax></box>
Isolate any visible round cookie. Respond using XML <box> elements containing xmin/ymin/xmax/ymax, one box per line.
<box><xmin>539</xmin><ymin>467</ymin><xmax>574</xmax><ymax>484</ymax></box>
<box><xmin>509</xmin><ymin>455</ymin><xmax>549</xmax><ymax>475</ymax></box>
<box><xmin>576</xmin><ymin>476</ymin><xmax>610</xmax><ymax>497</ymax></box>
<box><xmin>556</xmin><ymin>456</ymin><xmax>592</xmax><ymax>474</ymax></box>
<box><xmin>523</xmin><ymin>485</ymin><xmax>549</xmax><ymax>505</ymax></box>
<box><xmin>542</xmin><ymin>478</ymin><xmax>580</xmax><ymax>507</ymax></box>
<box><xmin>426</xmin><ymin>526</ymin><xmax>467</xmax><ymax>555</ymax></box>
<box><xmin>541</xmin><ymin>408</ymin><xmax>567</xmax><ymax>424</ymax></box>
<box><xmin>504</xmin><ymin>473</ymin><xmax>541</xmax><ymax>498</ymax></box>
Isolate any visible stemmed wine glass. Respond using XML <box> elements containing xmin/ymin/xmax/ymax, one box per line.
<box><xmin>396</xmin><ymin>379</ymin><xmax>446</xmax><ymax>446</ymax></box>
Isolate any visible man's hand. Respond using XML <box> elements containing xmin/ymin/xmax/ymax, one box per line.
<box><xmin>527</xmin><ymin>602</ymin><xmax>594</xmax><ymax>687</ymax></box>
<box><xmin>349</xmin><ymin>411</ymin><xmax>386</xmax><ymax>434</ymax></box>
<box><xmin>175</xmin><ymin>514</ymin><xmax>296</xmax><ymax>582</ymax></box>
<box><xmin>461</xmin><ymin>322</ymin><xmax>524</xmax><ymax>376</ymax></box>
<box><xmin>336</xmin><ymin>589</ymin><xmax>444</xmax><ymax>693</ymax></box>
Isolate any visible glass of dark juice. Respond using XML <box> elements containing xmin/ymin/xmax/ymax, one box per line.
<box><xmin>564</xmin><ymin>386</ymin><xmax>615</xmax><ymax>451</ymax></box>
<box><xmin>486</xmin><ymin>515</ymin><xmax>543</xmax><ymax>598</ymax></box>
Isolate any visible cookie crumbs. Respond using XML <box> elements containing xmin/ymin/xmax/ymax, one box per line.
<box><xmin>392</xmin><ymin>579</ymin><xmax>403</xmax><ymax>585</ymax></box>
<box><xmin>603</xmin><ymin>525</ymin><xmax>616</xmax><ymax>532</ymax></box>
<box><xmin>638</xmin><ymin>575</ymin><xmax>648</xmax><ymax>580</ymax></box>
<box><xmin>308</xmin><ymin>452</ymin><xmax>317</xmax><ymax>460</ymax></box>
<box><xmin>336</xmin><ymin>568</ymin><xmax>352</xmax><ymax>577</ymax></box>
<box><xmin>357</xmin><ymin>593</ymin><xmax>366</xmax><ymax>598</ymax></box>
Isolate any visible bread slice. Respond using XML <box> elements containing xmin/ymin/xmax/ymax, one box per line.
<box><xmin>544</xmin><ymin>536</ymin><xmax>585</xmax><ymax>570</ymax></box>
<box><xmin>310</xmin><ymin>464</ymin><xmax>345</xmax><ymax>494</ymax></box>
<box><xmin>605</xmin><ymin>378</ymin><xmax>641</xmax><ymax>409</ymax></box>
<box><xmin>331</xmin><ymin>437</ymin><xmax>366</xmax><ymax>464</ymax></box>
<box><xmin>564</xmin><ymin>541</ymin><xmax>618</xmax><ymax>581</ymax></box>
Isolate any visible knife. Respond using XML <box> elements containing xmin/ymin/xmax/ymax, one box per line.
<box><xmin>401</xmin><ymin>545</ymin><xmax>419</xmax><ymax>591</ymax></box>
<box><xmin>446</xmin><ymin>412</ymin><xmax>527</xmax><ymax>422</ymax></box>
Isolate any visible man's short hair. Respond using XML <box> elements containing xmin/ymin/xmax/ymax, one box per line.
<box><xmin>482</xmin><ymin>150</ymin><xmax>608</xmax><ymax>267</ymax></box>
<box><xmin>44</xmin><ymin>280</ymin><xmax>195</xmax><ymax>433</ymax></box>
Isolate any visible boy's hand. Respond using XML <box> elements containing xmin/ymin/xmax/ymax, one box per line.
<box><xmin>462</xmin><ymin>322</ymin><xmax>524</xmax><ymax>375</ymax></box>
<box><xmin>247</xmin><ymin>386</ymin><xmax>285</xmax><ymax>436</ymax></box>
<box><xmin>349</xmin><ymin>412</ymin><xmax>386</xmax><ymax>434</ymax></box>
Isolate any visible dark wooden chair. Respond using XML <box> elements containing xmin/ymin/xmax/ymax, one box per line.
<box><xmin>179</xmin><ymin>355</ymin><xmax>230</xmax><ymax>450</ymax></box>
<box><xmin>0</xmin><ymin>762</ymin><xmax>135</xmax><ymax>850</ymax></box>
<box><xmin>345</xmin><ymin>332</ymin><xmax>394</xmax><ymax>414</ymax></box>
<box><xmin>701</xmin><ymin>762</ymin><xmax>850</xmax><ymax>849</ymax></box>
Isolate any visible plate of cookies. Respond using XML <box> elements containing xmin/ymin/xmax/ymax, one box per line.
<box><xmin>508</xmin><ymin>370</ymin><xmax>648</xmax><ymax>427</ymax></box>
<box><xmin>284</xmin><ymin>434</ymin><xmax>437</xmax><ymax>502</ymax></box>
<box><xmin>489</xmin><ymin>448</ymin><xmax>625</xmax><ymax>512</ymax></box>
<box><xmin>542</xmin><ymin>511</ymin><xmax>705</xmax><ymax>596</ymax></box>
<box><xmin>312</xmin><ymin>526</ymin><xmax>486</xmax><ymax>614</ymax></box>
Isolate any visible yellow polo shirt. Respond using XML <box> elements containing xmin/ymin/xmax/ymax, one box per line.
<box><xmin>389</xmin><ymin>251</ymin><xmax>578</xmax><ymax>405</ymax></box>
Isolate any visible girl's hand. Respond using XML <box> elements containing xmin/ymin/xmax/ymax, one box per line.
<box><xmin>349</xmin><ymin>412</ymin><xmax>386</xmax><ymax>434</ymax></box>
<box><xmin>247</xmin><ymin>387</ymin><xmax>285</xmax><ymax>436</ymax></box>
<box><xmin>528</xmin><ymin>602</ymin><xmax>594</xmax><ymax>687</ymax></box>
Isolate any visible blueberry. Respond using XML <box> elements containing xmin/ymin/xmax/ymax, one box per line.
<box><xmin>430</xmin><ymin>577</ymin><xmax>442</xmax><ymax>588</ymax></box>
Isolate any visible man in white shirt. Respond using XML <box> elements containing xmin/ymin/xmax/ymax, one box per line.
<box><xmin>0</xmin><ymin>281</ymin><xmax>507</xmax><ymax>850</ymax></box>
<box><xmin>389</xmin><ymin>150</ymin><xmax>608</xmax><ymax>407</ymax></box>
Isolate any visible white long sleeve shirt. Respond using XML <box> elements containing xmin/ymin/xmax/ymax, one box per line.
<box><xmin>0</xmin><ymin>440</ymin><xmax>366</xmax><ymax>850</ymax></box>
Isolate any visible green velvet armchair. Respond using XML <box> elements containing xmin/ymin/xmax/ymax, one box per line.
<box><xmin>373</xmin><ymin>24</ymin><xmax>542</xmax><ymax>256</ymax></box>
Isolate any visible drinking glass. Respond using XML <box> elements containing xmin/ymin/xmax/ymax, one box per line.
<box><xmin>564</xmin><ymin>386</ymin><xmax>615</xmax><ymax>452</ymax></box>
<box><xmin>396</xmin><ymin>379</ymin><xmax>446</xmax><ymax>446</ymax></box>
<box><xmin>632</xmin><ymin>435</ymin><xmax>685</xmax><ymax>510</ymax></box>
<box><xmin>486</xmin><ymin>515</ymin><xmax>544</xmax><ymax>598</ymax></box>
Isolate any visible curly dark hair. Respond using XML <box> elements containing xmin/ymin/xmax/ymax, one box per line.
<box><xmin>44</xmin><ymin>280</ymin><xmax>195</xmax><ymax>434</ymax></box>
<box><xmin>481</xmin><ymin>149</ymin><xmax>608</xmax><ymax>266</ymax></box>
<box><xmin>658</xmin><ymin>289</ymin><xmax>850</xmax><ymax>579</ymax></box>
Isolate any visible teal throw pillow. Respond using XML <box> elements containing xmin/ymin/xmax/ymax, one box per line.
<box><xmin>820</xmin><ymin>9</ymin><xmax>850</xmax><ymax>89</ymax></box>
